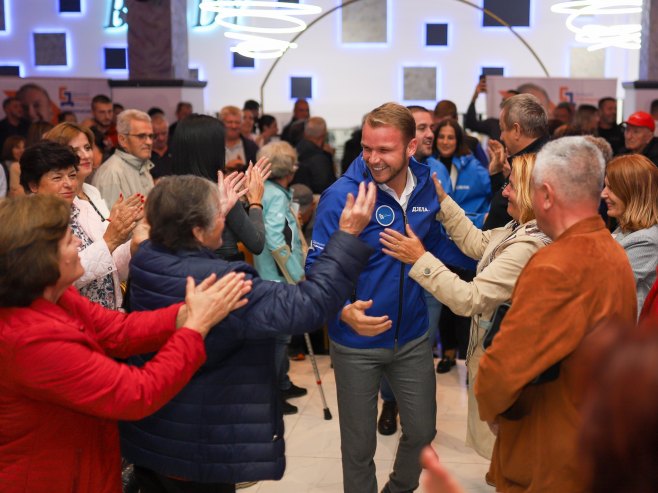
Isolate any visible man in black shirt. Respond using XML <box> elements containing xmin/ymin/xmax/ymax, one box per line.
<box><xmin>483</xmin><ymin>94</ymin><xmax>548</xmax><ymax>230</ymax></box>
<box><xmin>0</xmin><ymin>97</ymin><xmax>28</xmax><ymax>151</ymax></box>
<box><xmin>597</xmin><ymin>97</ymin><xmax>624</xmax><ymax>155</ymax></box>
<box><xmin>293</xmin><ymin>116</ymin><xmax>336</xmax><ymax>194</ymax></box>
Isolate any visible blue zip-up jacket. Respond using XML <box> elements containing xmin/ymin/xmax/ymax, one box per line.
<box><xmin>120</xmin><ymin>231</ymin><xmax>373</xmax><ymax>483</ymax></box>
<box><xmin>306</xmin><ymin>154</ymin><xmax>444</xmax><ymax>349</ymax></box>
<box><xmin>426</xmin><ymin>153</ymin><xmax>491</xmax><ymax>270</ymax></box>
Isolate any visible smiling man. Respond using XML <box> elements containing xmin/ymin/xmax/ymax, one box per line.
<box><xmin>376</xmin><ymin>106</ymin><xmax>453</xmax><ymax>437</ymax></box>
<box><xmin>92</xmin><ymin>109</ymin><xmax>155</xmax><ymax>207</ymax></box>
<box><xmin>307</xmin><ymin>102</ymin><xmax>444</xmax><ymax>493</ymax></box>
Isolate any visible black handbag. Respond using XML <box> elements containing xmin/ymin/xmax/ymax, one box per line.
<box><xmin>483</xmin><ymin>302</ymin><xmax>560</xmax><ymax>385</ymax></box>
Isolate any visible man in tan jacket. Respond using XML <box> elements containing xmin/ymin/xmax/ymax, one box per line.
<box><xmin>475</xmin><ymin>136</ymin><xmax>637</xmax><ymax>492</ymax></box>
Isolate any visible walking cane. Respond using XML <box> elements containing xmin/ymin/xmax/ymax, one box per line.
<box><xmin>303</xmin><ymin>331</ymin><xmax>332</xmax><ymax>420</ymax></box>
<box><xmin>272</xmin><ymin>208</ymin><xmax>333</xmax><ymax>420</ymax></box>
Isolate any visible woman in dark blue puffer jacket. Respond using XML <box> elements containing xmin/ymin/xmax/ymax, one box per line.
<box><xmin>120</xmin><ymin>175</ymin><xmax>377</xmax><ymax>492</ymax></box>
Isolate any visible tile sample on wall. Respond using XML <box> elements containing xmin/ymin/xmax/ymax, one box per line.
<box><xmin>482</xmin><ymin>66</ymin><xmax>504</xmax><ymax>76</ymax></box>
<box><xmin>403</xmin><ymin>67</ymin><xmax>437</xmax><ymax>101</ymax></box>
<box><xmin>483</xmin><ymin>0</ymin><xmax>530</xmax><ymax>27</ymax></box>
<box><xmin>570</xmin><ymin>47</ymin><xmax>605</xmax><ymax>78</ymax></box>
<box><xmin>0</xmin><ymin>65</ymin><xmax>20</xmax><ymax>76</ymax></box>
<box><xmin>33</xmin><ymin>33</ymin><xmax>68</xmax><ymax>66</ymax></box>
<box><xmin>291</xmin><ymin>76</ymin><xmax>312</xmax><ymax>99</ymax></box>
<box><xmin>104</xmin><ymin>47</ymin><xmax>127</xmax><ymax>70</ymax></box>
<box><xmin>426</xmin><ymin>23</ymin><xmax>448</xmax><ymax>46</ymax></box>
<box><xmin>0</xmin><ymin>0</ymin><xmax>5</xmax><ymax>31</ymax></box>
<box><xmin>233</xmin><ymin>52</ymin><xmax>255</xmax><ymax>68</ymax></box>
<box><xmin>342</xmin><ymin>0</ymin><xmax>387</xmax><ymax>44</ymax></box>
<box><xmin>59</xmin><ymin>0</ymin><xmax>81</xmax><ymax>13</ymax></box>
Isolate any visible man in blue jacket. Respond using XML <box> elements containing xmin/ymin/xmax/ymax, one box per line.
<box><xmin>307</xmin><ymin>103</ymin><xmax>443</xmax><ymax>493</ymax></box>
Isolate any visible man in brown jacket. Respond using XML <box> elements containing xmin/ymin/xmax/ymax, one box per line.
<box><xmin>475</xmin><ymin>136</ymin><xmax>637</xmax><ymax>492</ymax></box>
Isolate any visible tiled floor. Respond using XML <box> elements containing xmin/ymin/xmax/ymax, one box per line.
<box><xmin>253</xmin><ymin>356</ymin><xmax>494</xmax><ymax>493</ymax></box>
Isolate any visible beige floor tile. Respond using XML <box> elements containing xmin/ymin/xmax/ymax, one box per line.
<box><xmin>257</xmin><ymin>356</ymin><xmax>491</xmax><ymax>492</ymax></box>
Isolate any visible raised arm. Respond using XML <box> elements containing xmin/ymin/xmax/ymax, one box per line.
<box><xmin>434</xmin><ymin>174</ymin><xmax>493</xmax><ymax>259</ymax></box>
<box><xmin>409</xmin><ymin>238</ymin><xmax>541</xmax><ymax>318</ymax></box>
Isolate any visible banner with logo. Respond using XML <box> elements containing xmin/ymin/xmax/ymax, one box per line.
<box><xmin>0</xmin><ymin>77</ymin><xmax>110</xmax><ymax>124</ymax></box>
<box><xmin>484</xmin><ymin>76</ymin><xmax>617</xmax><ymax>117</ymax></box>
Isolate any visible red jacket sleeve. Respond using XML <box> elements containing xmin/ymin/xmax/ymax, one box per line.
<box><xmin>8</xmin><ymin>323</ymin><xmax>206</xmax><ymax>421</ymax></box>
<box><xmin>62</xmin><ymin>287</ymin><xmax>183</xmax><ymax>359</ymax></box>
<box><xmin>640</xmin><ymin>268</ymin><xmax>658</xmax><ymax>322</ymax></box>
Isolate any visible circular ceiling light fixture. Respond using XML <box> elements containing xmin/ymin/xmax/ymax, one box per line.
<box><xmin>199</xmin><ymin>0</ymin><xmax>322</xmax><ymax>58</ymax></box>
<box><xmin>551</xmin><ymin>0</ymin><xmax>643</xmax><ymax>51</ymax></box>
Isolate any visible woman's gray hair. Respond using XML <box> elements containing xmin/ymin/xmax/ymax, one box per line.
<box><xmin>117</xmin><ymin>109</ymin><xmax>151</xmax><ymax>136</ymax></box>
<box><xmin>533</xmin><ymin>136</ymin><xmax>605</xmax><ymax>204</ymax></box>
<box><xmin>257</xmin><ymin>141</ymin><xmax>298</xmax><ymax>179</ymax></box>
<box><xmin>146</xmin><ymin>175</ymin><xmax>220</xmax><ymax>251</ymax></box>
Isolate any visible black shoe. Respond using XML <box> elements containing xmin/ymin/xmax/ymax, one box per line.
<box><xmin>436</xmin><ymin>357</ymin><xmax>456</xmax><ymax>374</ymax></box>
<box><xmin>281</xmin><ymin>383</ymin><xmax>307</xmax><ymax>399</ymax></box>
<box><xmin>377</xmin><ymin>401</ymin><xmax>398</xmax><ymax>435</ymax></box>
<box><xmin>281</xmin><ymin>399</ymin><xmax>298</xmax><ymax>415</ymax></box>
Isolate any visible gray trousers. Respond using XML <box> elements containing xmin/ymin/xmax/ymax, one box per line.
<box><xmin>331</xmin><ymin>332</ymin><xmax>437</xmax><ymax>493</ymax></box>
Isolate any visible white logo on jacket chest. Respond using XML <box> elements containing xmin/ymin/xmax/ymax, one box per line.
<box><xmin>411</xmin><ymin>206</ymin><xmax>430</xmax><ymax>212</ymax></box>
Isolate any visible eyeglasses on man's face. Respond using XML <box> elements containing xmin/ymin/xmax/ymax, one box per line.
<box><xmin>125</xmin><ymin>133</ymin><xmax>155</xmax><ymax>141</ymax></box>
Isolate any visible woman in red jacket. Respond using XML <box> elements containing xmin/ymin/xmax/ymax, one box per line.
<box><xmin>0</xmin><ymin>193</ymin><xmax>250</xmax><ymax>493</ymax></box>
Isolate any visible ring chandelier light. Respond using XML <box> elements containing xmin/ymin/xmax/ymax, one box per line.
<box><xmin>199</xmin><ymin>0</ymin><xmax>322</xmax><ymax>59</ymax></box>
<box><xmin>551</xmin><ymin>1</ymin><xmax>643</xmax><ymax>51</ymax></box>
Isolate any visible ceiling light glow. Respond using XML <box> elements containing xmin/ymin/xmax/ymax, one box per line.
<box><xmin>199</xmin><ymin>0</ymin><xmax>322</xmax><ymax>59</ymax></box>
<box><xmin>551</xmin><ymin>1</ymin><xmax>643</xmax><ymax>51</ymax></box>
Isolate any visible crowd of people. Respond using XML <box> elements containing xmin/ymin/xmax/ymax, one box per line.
<box><xmin>1</xmin><ymin>79</ymin><xmax>658</xmax><ymax>493</ymax></box>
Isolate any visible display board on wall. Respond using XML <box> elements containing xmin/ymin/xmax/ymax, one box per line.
<box><xmin>485</xmin><ymin>76</ymin><xmax>618</xmax><ymax>117</ymax></box>
<box><xmin>0</xmin><ymin>77</ymin><xmax>110</xmax><ymax>123</ymax></box>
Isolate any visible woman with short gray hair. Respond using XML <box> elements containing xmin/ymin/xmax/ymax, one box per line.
<box><xmin>254</xmin><ymin>141</ymin><xmax>307</xmax><ymax>413</ymax></box>
<box><xmin>121</xmin><ymin>174</ymin><xmax>378</xmax><ymax>492</ymax></box>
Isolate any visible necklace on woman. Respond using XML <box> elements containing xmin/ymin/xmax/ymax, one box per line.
<box><xmin>77</xmin><ymin>190</ymin><xmax>108</xmax><ymax>222</ymax></box>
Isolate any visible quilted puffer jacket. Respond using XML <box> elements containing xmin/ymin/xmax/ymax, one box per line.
<box><xmin>120</xmin><ymin>230</ymin><xmax>373</xmax><ymax>483</ymax></box>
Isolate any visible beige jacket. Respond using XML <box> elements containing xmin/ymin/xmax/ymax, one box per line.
<box><xmin>410</xmin><ymin>196</ymin><xmax>551</xmax><ymax>460</ymax></box>
<box><xmin>410</xmin><ymin>196</ymin><xmax>550</xmax><ymax>341</ymax></box>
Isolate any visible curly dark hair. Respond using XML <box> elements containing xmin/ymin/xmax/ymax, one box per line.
<box><xmin>19</xmin><ymin>141</ymin><xmax>78</xmax><ymax>193</ymax></box>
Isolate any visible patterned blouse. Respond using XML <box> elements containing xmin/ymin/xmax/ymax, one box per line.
<box><xmin>70</xmin><ymin>204</ymin><xmax>116</xmax><ymax>309</ymax></box>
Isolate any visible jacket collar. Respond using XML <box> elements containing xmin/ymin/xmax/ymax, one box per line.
<box><xmin>510</xmin><ymin>134</ymin><xmax>549</xmax><ymax>160</ymax></box>
<box><xmin>144</xmin><ymin>239</ymin><xmax>217</xmax><ymax>259</ymax></box>
<box><xmin>115</xmin><ymin>149</ymin><xmax>154</xmax><ymax>173</ymax></box>
<box><xmin>556</xmin><ymin>215</ymin><xmax>606</xmax><ymax>241</ymax></box>
<box><xmin>269</xmin><ymin>180</ymin><xmax>292</xmax><ymax>198</ymax></box>
<box><xmin>25</xmin><ymin>287</ymin><xmax>80</xmax><ymax>326</ymax></box>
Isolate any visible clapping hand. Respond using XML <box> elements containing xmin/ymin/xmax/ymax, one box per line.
<box><xmin>245</xmin><ymin>157</ymin><xmax>271</xmax><ymax>205</ymax></box>
<box><xmin>104</xmin><ymin>193</ymin><xmax>144</xmax><ymax>253</ymax></box>
<box><xmin>487</xmin><ymin>139</ymin><xmax>507</xmax><ymax>177</ymax></box>
<box><xmin>219</xmin><ymin>170</ymin><xmax>248</xmax><ymax>215</ymax></box>
<box><xmin>432</xmin><ymin>173</ymin><xmax>448</xmax><ymax>203</ymax></box>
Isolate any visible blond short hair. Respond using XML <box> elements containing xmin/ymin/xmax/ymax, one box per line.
<box><xmin>364</xmin><ymin>102</ymin><xmax>415</xmax><ymax>144</ymax></box>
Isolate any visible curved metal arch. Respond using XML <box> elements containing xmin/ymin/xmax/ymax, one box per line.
<box><xmin>259</xmin><ymin>0</ymin><xmax>550</xmax><ymax>110</ymax></box>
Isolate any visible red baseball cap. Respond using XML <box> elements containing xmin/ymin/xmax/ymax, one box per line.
<box><xmin>624</xmin><ymin>111</ymin><xmax>656</xmax><ymax>132</ymax></box>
